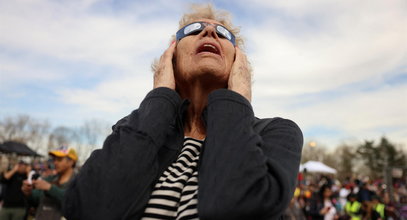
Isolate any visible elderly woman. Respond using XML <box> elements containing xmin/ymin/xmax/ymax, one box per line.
<box><xmin>63</xmin><ymin>4</ymin><xmax>303</xmax><ymax>220</ymax></box>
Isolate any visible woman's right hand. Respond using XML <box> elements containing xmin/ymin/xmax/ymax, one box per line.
<box><xmin>154</xmin><ymin>42</ymin><xmax>176</xmax><ymax>90</ymax></box>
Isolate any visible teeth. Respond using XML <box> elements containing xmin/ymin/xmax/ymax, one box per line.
<box><xmin>204</xmin><ymin>44</ymin><xmax>217</xmax><ymax>51</ymax></box>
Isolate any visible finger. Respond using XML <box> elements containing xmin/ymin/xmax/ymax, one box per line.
<box><xmin>162</xmin><ymin>41</ymin><xmax>176</xmax><ymax>61</ymax></box>
<box><xmin>235</xmin><ymin>47</ymin><xmax>248</xmax><ymax>65</ymax></box>
<box><xmin>158</xmin><ymin>42</ymin><xmax>175</xmax><ymax>61</ymax></box>
<box><xmin>234</xmin><ymin>46</ymin><xmax>241</xmax><ymax>55</ymax></box>
<box><xmin>154</xmin><ymin>41</ymin><xmax>176</xmax><ymax>89</ymax></box>
<box><xmin>235</xmin><ymin>47</ymin><xmax>244</xmax><ymax>59</ymax></box>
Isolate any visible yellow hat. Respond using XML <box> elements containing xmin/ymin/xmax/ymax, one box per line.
<box><xmin>49</xmin><ymin>147</ymin><xmax>78</xmax><ymax>162</ymax></box>
<box><xmin>294</xmin><ymin>187</ymin><xmax>301</xmax><ymax>198</ymax></box>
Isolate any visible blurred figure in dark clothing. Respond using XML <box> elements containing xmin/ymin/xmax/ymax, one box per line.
<box><xmin>357</xmin><ymin>182</ymin><xmax>373</xmax><ymax>203</ymax></box>
<box><xmin>357</xmin><ymin>182</ymin><xmax>375</xmax><ymax>219</ymax></box>
<box><xmin>307</xmin><ymin>184</ymin><xmax>338</xmax><ymax>220</ymax></box>
<box><xmin>381</xmin><ymin>192</ymin><xmax>399</xmax><ymax>220</ymax></box>
<box><xmin>369</xmin><ymin>195</ymin><xmax>385</xmax><ymax>220</ymax></box>
<box><xmin>0</xmin><ymin>161</ymin><xmax>29</xmax><ymax>220</ymax></box>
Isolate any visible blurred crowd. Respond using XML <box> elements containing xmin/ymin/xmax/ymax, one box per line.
<box><xmin>0</xmin><ymin>147</ymin><xmax>77</xmax><ymax>220</ymax></box>
<box><xmin>283</xmin><ymin>174</ymin><xmax>407</xmax><ymax>220</ymax></box>
<box><xmin>1</xmin><ymin>150</ymin><xmax>406</xmax><ymax>220</ymax></box>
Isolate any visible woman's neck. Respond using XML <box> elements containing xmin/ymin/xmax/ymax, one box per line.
<box><xmin>177</xmin><ymin>81</ymin><xmax>224</xmax><ymax>140</ymax></box>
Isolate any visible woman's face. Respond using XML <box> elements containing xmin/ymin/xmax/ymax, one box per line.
<box><xmin>174</xmin><ymin>18</ymin><xmax>236</xmax><ymax>87</ymax></box>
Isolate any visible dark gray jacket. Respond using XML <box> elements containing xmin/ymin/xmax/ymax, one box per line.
<box><xmin>63</xmin><ymin>87</ymin><xmax>303</xmax><ymax>220</ymax></box>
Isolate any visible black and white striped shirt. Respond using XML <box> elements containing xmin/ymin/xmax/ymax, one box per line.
<box><xmin>142</xmin><ymin>137</ymin><xmax>203</xmax><ymax>220</ymax></box>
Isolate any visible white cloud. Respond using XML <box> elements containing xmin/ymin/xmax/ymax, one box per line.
<box><xmin>59</xmin><ymin>75</ymin><xmax>152</xmax><ymax>114</ymax></box>
<box><xmin>0</xmin><ymin>53</ymin><xmax>65</xmax><ymax>91</ymax></box>
<box><xmin>0</xmin><ymin>0</ymin><xmax>179</xmax><ymax>77</ymax></box>
<box><xmin>253</xmin><ymin>83</ymin><xmax>407</xmax><ymax>147</ymax></box>
<box><xmin>243</xmin><ymin>0</ymin><xmax>407</xmax><ymax>147</ymax></box>
<box><xmin>247</xmin><ymin>0</ymin><xmax>407</xmax><ymax>96</ymax></box>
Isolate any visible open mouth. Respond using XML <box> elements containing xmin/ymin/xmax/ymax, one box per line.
<box><xmin>196</xmin><ymin>43</ymin><xmax>220</xmax><ymax>55</ymax></box>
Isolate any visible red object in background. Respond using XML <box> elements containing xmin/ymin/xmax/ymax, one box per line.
<box><xmin>298</xmin><ymin>172</ymin><xmax>303</xmax><ymax>182</ymax></box>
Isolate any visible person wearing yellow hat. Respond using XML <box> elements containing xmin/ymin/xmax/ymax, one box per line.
<box><xmin>21</xmin><ymin>146</ymin><xmax>77</xmax><ymax>220</ymax></box>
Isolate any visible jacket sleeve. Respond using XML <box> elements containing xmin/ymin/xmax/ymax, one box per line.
<box><xmin>46</xmin><ymin>184</ymin><xmax>65</xmax><ymax>203</ymax></box>
<box><xmin>198</xmin><ymin>89</ymin><xmax>303</xmax><ymax>220</ymax></box>
<box><xmin>27</xmin><ymin>188</ymin><xmax>42</xmax><ymax>208</ymax></box>
<box><xmin>308</xmin><ymin>197</ymin><xmax>324</xmax><ymax>218</ymax></box>
<box><xmin>63</xmin><ymin>87</ymin><xmax>182</xmax><ymax>220</ymax></box>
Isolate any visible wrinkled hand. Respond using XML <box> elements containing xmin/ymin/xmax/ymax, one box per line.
<box><xmin>228</xmin><ymin>47</ymin><xmax>252</xmax><ymax>102</ymax></box>
<box><xmin>32</xmin><ymin>178</ymin><xmax>51</xmax><ymax>191</ymax></box>
<box><xmin>154</xmin><ymin>42</ymin><xmax>176</xmax><ymax>90</ymax></box>
<box><xmin>21</xmin><ymin>180</ymin><xmax>33</xmax><ymax>196</ymax></box>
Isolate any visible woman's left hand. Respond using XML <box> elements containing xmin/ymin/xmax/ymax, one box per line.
<box><xmin>228</xmin><ymin>47</ymin><xmax>252</xmax><ymax>102</ymax></box>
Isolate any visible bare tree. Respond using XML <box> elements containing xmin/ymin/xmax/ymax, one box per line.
<box><xmin>322</xmin><ymin>152</ymin><xmax>338</xmax><ymax>171</ymax></box>
<box><xmin>301</xmin><ymin>141</ymin><xmax>328</xmax><ymax>163</ymax></box>
<box><xmin>78</xmin><ymin>119</ymin><xmax>111</xmax><ymax>163</ymax></box>
<box><xmin>0</xmin><ymin>115</ymin><xmax>50</xmax><ymax>153</ymax></box>
<box><xmin>357</xmin><ymin>136</ymin><xmax>407</xmax><ymax>179</ymax></box>
<box><xmin>27</xmin><ymin>120</ymin><xmax>50</xmax><ymax>152</ymax></box>
<box><xmin>0</xmin><ymin>115</ymin><xmax>32</xmax><ymax>142</ymax></box>
<box><xmin>47</xmin><ymin>126</ymin><xmax>79</xmax><ymax>151</ymax></box>
<box><xmin>335</xmin><ymin>144</ymin><xmax>356</xmax><ymax>181</ymax></box>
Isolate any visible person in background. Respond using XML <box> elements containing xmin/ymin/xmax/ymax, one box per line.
<box><xmin>357</xmin><ymin>182</ymin><xmax>373</xmax><ymax>203</ymax></box>
<box><xmin>345</xmin><ymin>193</ymin><xmax>363</xmax><ymax>220</ymax></box>
<box><xmin>283</xmin><ymin>186</ymin><xmax>306</xmax><ymax>220</ymax></box>
<box><xmin>369</xmin><ymin>195</ymin><xmax>385</xmax><ymax>220</ymax></box>
<box><xmin>0</xmin><ymin>161</ymin><xmax>29</xmax><ymax>220</ymax></box>
<box><xmin>21</xmin><ymin>147</ymin><xmax>77</xmax><ymax>220</ymax></box>
<box><xmin>303</xmin><ymin>184</ymin><xmax>316</xmax><ymax>219</ymax></box>
<box><xmin>308</xmin><ymin>184</ymin><xmax>338</xmax><ymax>220</ymax></box>
<box><xmin>382</xmin><ymin>191</ymin><xmax>399</xmax><ymax>220</ymax></box>
<box><xmin>338</xmin><ymin>184</ymin><xmax>351</xmax><ymax>215</ymax></box>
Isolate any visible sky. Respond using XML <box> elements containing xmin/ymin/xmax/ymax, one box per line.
<box><xmin>1</xmin><ymin>0</ymin><xmax>406</xmax><ymax>150</ymax></box>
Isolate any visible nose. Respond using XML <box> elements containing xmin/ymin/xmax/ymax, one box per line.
<box><xmin>199</xmin><ymin>24</ymin><xmax>218</xmax><ymax>40</ymax></box>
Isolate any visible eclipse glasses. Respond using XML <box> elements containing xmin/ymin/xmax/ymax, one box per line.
<box><xmin>176</xmin><ymin>22</ymin><xmax>236</xmax><ymax>46</ymax></box>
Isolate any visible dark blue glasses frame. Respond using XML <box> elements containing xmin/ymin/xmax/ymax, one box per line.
<box><xmin>176</xmin><ymin>22</ymin><xmax>236</xmax><ymax>46</ymax></box>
